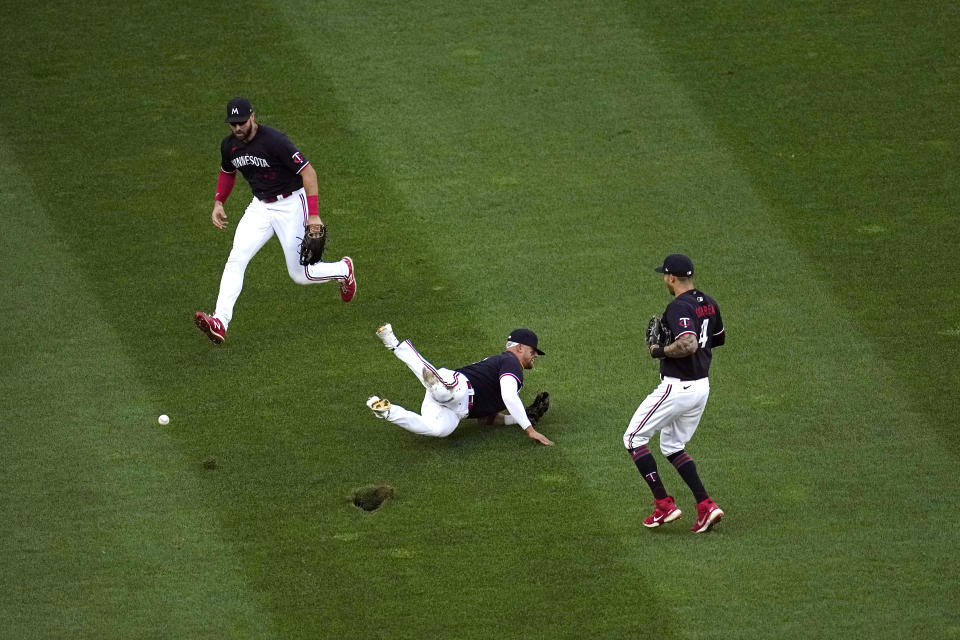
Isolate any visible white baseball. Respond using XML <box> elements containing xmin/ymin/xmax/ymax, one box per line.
<box><xmin>158</xmin><ymin>414</ymin><xmax>170</xmax><ymax>425</ymax></box>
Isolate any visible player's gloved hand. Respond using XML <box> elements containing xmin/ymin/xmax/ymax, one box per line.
<box><xmin>525</xmin><ymin>391</ymin><xmax>550</xmax><ymax>425</ymax></box>
<box><xmin>645</xmin><ymin>315</ymin><xmax>665</xmax><ymax>348</ymax></box>
<box><xmin>298</xmin><ymin>221</ymin><xmax>327</xmax><ymax>265</ymax></box>
<box><xmin>646</xmin><ymin>315</ymin><xmax>671</xmax><ymax>359</ymax></box>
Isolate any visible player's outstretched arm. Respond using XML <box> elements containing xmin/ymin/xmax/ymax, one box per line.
<box><xmin>500</xmin><ymin>376</ymin><xmax>554</xmax><ymax>446</ymax></box>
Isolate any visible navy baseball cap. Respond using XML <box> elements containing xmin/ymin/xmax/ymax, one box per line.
<box><xmin>654</xmin><ymin>253</ymin><xmax>694</xmax><ymax>277</ymax></box>
<box><xmin>508</xmin><ymin>328</ymin><xmax>545</xmax><ymax>355</ymax></box>
<box><xmin>225</xmin><ymin>97</ymin><xmax>253</xmax><ymax>123</ymax></box>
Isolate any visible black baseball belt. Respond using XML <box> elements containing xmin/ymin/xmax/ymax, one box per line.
<box><xmin>260</xmin><ymin>191</ymin><xmax>295</xmax><ymax>203</ymax></box>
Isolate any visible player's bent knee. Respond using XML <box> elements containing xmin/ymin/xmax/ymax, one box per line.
<box><xmin>287</xmin><ymin>269</ymin><xmax>312</xmax><ymax>285</ymax></box>
<box><xmin>226</xmin><ymin>253</ymin><xmax>255</xmax><ymax>268</ymax></box>
<box><xmin>623</xmin><ymin>433</ymin><xmax>650</xmax><ymax>450</ymax></box>
<box><xmin>432</xmin><ymin>421</ymin><xmax>459</xmax><ymax>438</ymax></box>
<box><xmin>661</xmin><ymin>444</ymin><xmax>686</xmax><ymax>457</ymax></box>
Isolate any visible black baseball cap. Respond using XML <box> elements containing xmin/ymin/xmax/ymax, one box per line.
<box><xmin>225</xmin><ymin>97</ymin><xmax>253</xmax><ymax>123</ymax></box>
<box><xmin>654</xmin><ymin>253</ymin><xmax>694</xmax><ymax>277</ymax></box>
<box><xmin>508</xmin><ymin>328</ymin><xmax>545</xmax><ymax>355</ymax></box>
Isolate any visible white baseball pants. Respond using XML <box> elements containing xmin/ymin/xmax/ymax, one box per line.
<box><xmin>623</xmin><ymin>377</ymin><xmax>710</xmax><ymax>455</ymax></box>
<box><xmin>213</xmin><ymin>188</ymin><xmax>348</xmax><ymax>327</ymax></box>
<box><xmin>384</xmin><ymin>340</ymin><xmax>472</xmax><ymax>437</ymax></box>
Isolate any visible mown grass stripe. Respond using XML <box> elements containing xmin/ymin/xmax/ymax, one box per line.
<box><xmin>0</xmin><ymin>129</ymin><xmax>281</xmax><ymax>637</ymax></box>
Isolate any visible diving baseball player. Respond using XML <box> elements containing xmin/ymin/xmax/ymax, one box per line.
<box><xmin>623</xmin><ymin>254</ymin><xmax>726</xmax><ymax>533</ymax></box>
<box><xmin>366</xmin><ymin>324</ymin><xmax>554</xmax><ymax>446</ymax></box>
<box><xmin>194</xmin><ymin>97</ymin><xmax>357</xmax><ymax>344</ymax></box>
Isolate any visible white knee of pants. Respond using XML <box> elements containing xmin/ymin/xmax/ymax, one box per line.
<box><xmin>387</xmin><ymin>402</ymin><xmax>459</xmax><ymax>438</ymax></box>
<box><xmin>623</xmin><ymin>432</ymin><xmax>651</xmax><ymax>450</ymax></box>
<box><xmin>287</xmin><ymin>265</ymin><xmax>312</xmax><ymax>285</ymax></box>
<box><xmin>659</xmin><ymin>441</ymin><xmax>687</xmax><ymax>457</ymax></box>
<box><xmin>225</xmin><ymin>247</ymin><xmax>255</xmax><ymax>270</ymax></box>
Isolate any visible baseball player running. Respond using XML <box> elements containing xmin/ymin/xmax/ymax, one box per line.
<box><xmin>194</xmin><ymin>97</ymin><xmax>357</xmax><ymax>344</ymax></box>
<box><xmin>623</xmin><ymin>254</ymin><xmax>726</xmax><ymax>533</ymax></box>
<box><xmin>366</xmin><ymin>324</ymin><xmax>554</xmax><ymax>446</ymax></box>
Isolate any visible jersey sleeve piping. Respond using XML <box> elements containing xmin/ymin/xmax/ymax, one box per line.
<box><xmin>500</xmin><ymin>372</ymin><xmax>522</xmax><ymax>386</ymax></box>
<box><xmin>295</xmin><ymin>160</ymin><xmax>311</xmax><ymax>175</ymax></box>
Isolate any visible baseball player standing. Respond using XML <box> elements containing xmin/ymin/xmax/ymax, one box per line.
<box><xmin>623</xmin><ymin>254</ymin><xmax>726</xmax><ymax>533</ymax></box>
<box><xmin>194</xmin><ymin>97</ymin><xmax>357</xmax><ymax>344</ymax></box>
<box><xmin>366</xmin><ymin>324</ymin><xmax>554</xmax><ymax>446</ymax></box>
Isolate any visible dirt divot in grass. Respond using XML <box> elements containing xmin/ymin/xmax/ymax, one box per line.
<box><xmin>349</xmin><ymin>484</ymin><xmax>394</xmax><ymax>512</ymax></box>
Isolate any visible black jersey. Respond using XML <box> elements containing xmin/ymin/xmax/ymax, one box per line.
<box><xmin>456</xmin><ymin>352</ymin><xmax>524</xmax><ymax>419</ymax></box>
<box><xmin>661</xmin><ymin>289</ymin><xmax>725</xmax><ymax>380</ymax></box>
<box><xmin>220</xmin><ymin>125</ymin><xmax>310</xmax><ymax>200</ymax></box>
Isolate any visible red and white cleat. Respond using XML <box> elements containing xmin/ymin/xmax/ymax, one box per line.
<box><xmin>691</xmin><ymin>498</ymin><xmax>724</xmax><ymax>533</ymax></box>
<box><xmin>340</xmin><ymin>256</ymin><xmax>356</xmax><ymax>302</ymax></box>
<box><xmin>194</xmin><ymin>311</ymin><xmax>226</xmax><ymax>344</ymax></box>
<box><xmin>643</xmin><ymin>496</ymin><xmax>682</xmax><ymax>528</ymax></box>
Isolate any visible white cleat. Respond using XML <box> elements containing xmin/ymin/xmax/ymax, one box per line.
<box><xmin>376</xmin><ymin>323</ymin><xmax>400</xmax><ymax>350</ymax></box>
<box><xmin>366</xmin><ymin>396</ymin><xmax>392</xmax><ymax>419</ymax></box>
<box><xmin>422</xmin><ymin>367</ymin><xmax>455</xmax><ymax>403</ymax></box>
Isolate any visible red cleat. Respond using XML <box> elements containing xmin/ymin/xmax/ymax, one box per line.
<box><xmin>643</xmin><ymin>496</ymin><xmax>682</xmax><ymax>528</ymax></box>
<box><xmin>691</xmin><ymin>498</ymin><xmax>724</xmax><ymax>533</ymax></box>
<box><xmin>340</xmin><ymin>256</ymin><xmax>356</xmax><ymax>302</ymax></box>
<box><xmin>194</xmin><ymin>311</ymin><xmax>226</xmax><ymax>344</ymax></box>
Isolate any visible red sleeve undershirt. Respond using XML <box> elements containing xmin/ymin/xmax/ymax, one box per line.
<box><xmin>215</xmin><ymin>170</ymin><xmax>236</xmax><ymax>203</ymax></box>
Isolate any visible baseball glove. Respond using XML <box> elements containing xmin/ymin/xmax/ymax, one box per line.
<box><xmin>645</xmin><ymin>315</ymin><xmax>670</xmax><ymax>348</ymax></box>
<box><xmin>525</xmin><ymin>391</ymin><xmax>550</xmax><ymax>425</ymax></box>
<box><xmin>298</xmin><ymin>223</ymin><xmax>327</xmax><ymax>266</ymax></box>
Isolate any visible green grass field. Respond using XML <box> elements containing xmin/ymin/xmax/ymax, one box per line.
<box><xmin>2</xmin><ymin>1</ymin><xmax>958</xmax><ymax>638</ymax></box>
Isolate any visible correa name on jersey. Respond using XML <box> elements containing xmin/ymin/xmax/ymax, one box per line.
<box><xmin>231</xmin><ymin>155</ymin><xmax>271</xmax><ymax>169</ymax></box>
<box><xmin>695</xmin><ymin>303</ymin><xmax>717</xmax><ymax>319</ymax></box>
